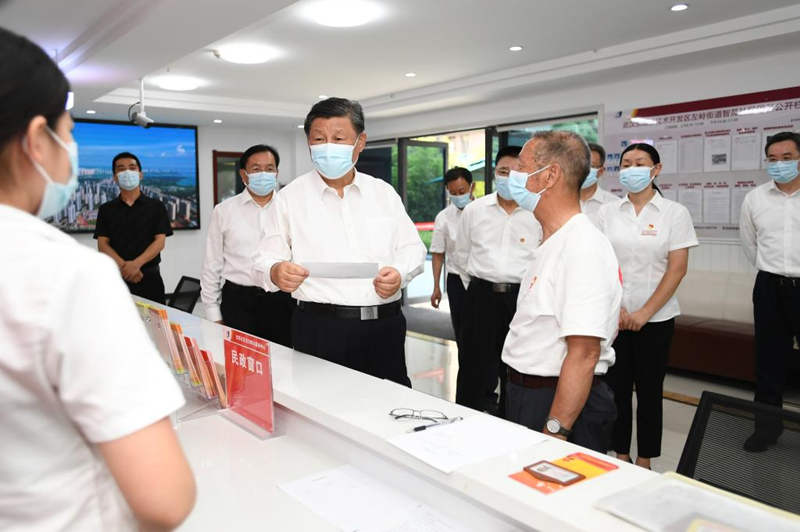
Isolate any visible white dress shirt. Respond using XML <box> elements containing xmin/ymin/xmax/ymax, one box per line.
<box><xmin>456</xmin><ymin>192</ymin><xmax>542</xmax><ymax>284</ymax></box>
<box><xmin>739</xmin><ymin>180</ymin><xmax>800</xmax><ymax>277</ymax></box>
<box><xmin>430</xmin><ymin>203</ymin><xmax>467</xmax><ymax>276</ymax></box>
<box><xmin>253</xmin><ymin>170</ymin><xmax>426</xmax><ymax>306</ymax></box>
<box><xmin>580</xmin><ymin>185</ymin><xmax>619</xmax><ymax>227</ymax></box>
<box><xmin>0</xmin><ymin>205</ymin><xmax>184</xmax><ymax>532</ymax></box>
<box><xmin>502</xmin><ymin>214</ymin><xmax>622</xmax><ymax>376</ymax></box>
<box><xmin>201</xmin><ymin>190</ymin><xmax>274</xmax><ymax>321</ymax></box>
<box><xmin>598</xmin><ymin>192</ymin><xmax>698</xmax><ymax>323</ymax></box>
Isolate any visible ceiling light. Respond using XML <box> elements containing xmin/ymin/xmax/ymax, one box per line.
<box><xmin>86</xmin><ymin>109</ymin><xmax>97</xmax><ymax>115</ymax></box>
<box><xmin>737</xmin><ymin>105</ymin><xmax>774</xmax><ymax>115</ymax></box>
<box><xmin>404</xmin><ymin>72</ymin><xmax>416</xmax><ymax>78</ymax></box>
<box><xmin>297</xmin><ymin>124</ymin><xmax>305</xmax><ymax>129</ymax></box>
<box><xmin>152</xmin><ymin>75</ymin><xmax>202</xmax><ymax>91</ymax></box>
<box><xmin>301</xmin><ymin>0</ymin><xmax>384</xmax><ymax>28</ymax></box>
<box><xmin>631</xmin><ymin>117</ymin><xmax>658</xmax><ymax>125</ymax></box>
<box><xmin>214</xmin><ymin>43</ymin><xmax>279</xmax><ymax>64</ymax></box>
<box><xmin>213</xmin><ymin>119</ymin><xmax>223</xmax><ymax>123</ymax></box>
<box><xmin>318</xmin><ymin>94</ymin><xmax>328</xmax><ymax>100</ymax></box>
<box><xmin>509</xmin><ymin>45</ymin><xmax>523</xmax><ymax>52</ymax></box>
<box><xmin>670</xmin><ymin>3</ymin><xmax>689</xmax><ymax>12</ymax></box>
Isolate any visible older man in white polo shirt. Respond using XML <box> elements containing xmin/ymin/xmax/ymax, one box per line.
<box><xmin>502</xmin><ymin>130</ymin><xmax>622</xmax><ymax>452</ymax></box>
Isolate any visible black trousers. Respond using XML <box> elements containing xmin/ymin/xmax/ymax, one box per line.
<box><xmin>446</xmin><ymin>273</ymin><xmax>467</xmax><ymax>349</ymax></box>
<box><xmin>220</xmin><ymin>281</ymin><xmax>293</xmax><ymax>347</ymax></box>
<box><xmin>126</xmin><ymin>267</ymin><xmax>166</xmax><ymax>304</ymax></box>
<box><xmin>456</xmin><ymin>279</ymin><xmax>519</xmax><ymax>414</ymax></box>
<box><xmin>292</xmin><ymin>305</ymin><xmax>411</xmax><ymax>387</ymax></box>
<box><xmin>505</xmin><ymin>380</ymin><xmax>617</xmax><ymax>453</ymax></box>
<box><xmin>606</xmin><ymin>319</ymin><xmax>675</xmax><ymax>458</ymax></box>
<box><xmin>753</xmin><ymin>271</ymin><xmax>800</xmax><ymax>411</ymax></box>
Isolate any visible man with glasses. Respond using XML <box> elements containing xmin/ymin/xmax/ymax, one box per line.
<box><xmin>739</xmin><ymin>131</ymin><xmax>800</xmax><ymax>452</ymax></box>
<box><xmin>454</xmin><ymin>145</ymin><xmax>542</xmax><ymax>416</ymax></box>
<box><xmin>580</xmin><ymin>142</ymin><xmax>618</xmax><ymax>226</ymax></box>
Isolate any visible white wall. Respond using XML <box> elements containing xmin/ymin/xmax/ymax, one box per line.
<box><xmin>72</xmin><ymin>124</ymin><xmax>296</xmax><ymax>292</ymax></box>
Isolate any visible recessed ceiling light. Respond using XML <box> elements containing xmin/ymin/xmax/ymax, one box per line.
<box><xmin>213</xmin><ymin>119</ymin><xmax>223</xmax><ymax>123</ymax></box>
<box><xmin>214</xmin><ymin>43</ymin><xmax>279</xmax><ymax>64</ymax></box>
<box><xmin>404</xmin><ymin>72</ymin><xmax>417</xmax><ymax>78</ymax></box>
<box><xmin>670</xmin><ymin>3</ymin><xmax>689</xmax><ymax>11</ymax></box>
<box><xmin>86</xmin><ymin>109</ymin><xmax>97</xmax><ymax>115</ymax></box>
<box><xmin>318</xmin><ymin>94</ymin><xmax>328</xmax><ymax>100</ymax></box>
<box><xmin>509</xmin><ymin>45</ymin><xmax>523</xmax><ymax>52</ymax></box>
<box><xmin>152</xmin><ymin>75</ymin><xmax>202</xmax><ymax>91</ymax></box>
<box><xmin>301</xmin><ymin>0</ymin><xmax>384</xmax><ymax>28</ymax></box>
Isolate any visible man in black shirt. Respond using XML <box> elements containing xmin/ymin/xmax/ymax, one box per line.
<box><xmin>94</xmin><ymin>152</ymin><xmax>173</xmax><ymax>303</ymax></box>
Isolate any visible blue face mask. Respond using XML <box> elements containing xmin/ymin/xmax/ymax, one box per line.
<box><xmin>619</xmin><ymin>166</ymin><xmax>653</xmax><ymax>193</ymax></box>
<box><xmin>508</xmin><ymin>165</ymin><xmax>551</xmax><ymax>212</ymax></box>
<box><xmin>246</xmin><ymin>171</ymin><xmax>277</xmax><ymax>196</ymax></box>
<box><xmin>310</xmin><ymin>141</ymin><xmax>358</xmax><ymax>179</ymax></box>
<box><xmin>117</xmin><ymin>169</ymin><xmax>141</xmax><ymax>191</ymax></box>
<box><xmin>25</xmin><ymin>127</ymin><xmax>79</xmax><ymax>220</ymax></box>
<box><xmin>767</xmin><ymin>160</ymin><xmax>799</xmax><ymax>184</ymax></box>
<box><xmin>494</xmin><ymin>175</ymin><xmax>513</xmax><ymax>200</ymax></box>
<box><xmin>582</xmin><ymin>167</ymin><xmax>599</xmax><ymax>189</ymax></box>
<box><xmin>450</xmin><ymin>193</ymin><xmax>471</xmax><ymax>209</ymax></box>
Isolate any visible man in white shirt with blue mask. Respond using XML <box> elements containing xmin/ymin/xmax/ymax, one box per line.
<box><xmin>201</xmin><ymin>144</ymin><xmax>293</xmax><ymax>347</ymax></box>
<box><xmin>454</xmin><ymin>146</ymin><xmax>542</xmax><ymax>416</ymax></box>
<box><xmin>739</xmin><ymin>131</ymin><xmax>800</xmax><ymax>452</ymax></box>
<box><xmin>580</xmin><ymin>142</ymin><xmax>618</xmax><ymax>226</ymax></box>
<box><xmin>254</xmin><ymin>97</ymin><xmax>426</xmax><ymax>385</ymax></box>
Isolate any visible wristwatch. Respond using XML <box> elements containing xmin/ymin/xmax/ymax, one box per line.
<box><xmin>545</xmin><ymin>417</ymin><xmax>572</xmax><ymax>437</ymax></box>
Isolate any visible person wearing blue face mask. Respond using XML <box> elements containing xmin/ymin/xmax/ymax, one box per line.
<box><xmin>596</xmin><ymin>142</ymin><xmax>697</xmax><ymax>469</ymax></box>
<box><xmin>501</xmin><ymin>131</ymin><xmax>621</xmax><ymax>453</ymax></box>
<box><xmin>430</xmin><ymin>166</ymin><xmax>474</xmax><ymax>359</ymax></box>
<box><xmin>94</xmin><ymin>151</ymin><xmax>173</xmax><ymax>303</ymax></box>
<box><xmin>454</xmin><ymin>145</ymin><xmax>542</xmax><ymax>416</ymax></box>
<box><xmin>201</xmin><ymin>144</ymin><xmax>293</xmax><ymax>347</ymax></box>
<box><xmin>739</xmin><ymin>131</ymin><xmax>800</xmax><ymax>452</ymax></box>
<box><xmin>580</xmin><ymin>142</ymin><xmax>618</xmax><ymax>226</ymax></box>
<box><xmin>253</xmin><ymin>97</ymin><xmax>426</xmax><ymax>385</ymax></box>
<box><xmin>0</xmin><ymin>27</ymin><xmax>196</xmax><ymax>531</ymax></box>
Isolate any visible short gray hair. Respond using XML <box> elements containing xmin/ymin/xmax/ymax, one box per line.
<box><xmin>527</xmin><ymin>130</ymin><xmax>591</xmax><ymax>190</ymax></box>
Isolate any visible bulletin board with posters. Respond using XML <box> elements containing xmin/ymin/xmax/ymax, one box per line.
<box><xmin>602</xmin><ymin>86</ymin><xmax>800</xmax><ymax>240</ymax></box>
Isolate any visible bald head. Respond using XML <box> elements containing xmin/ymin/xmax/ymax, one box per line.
<box><xmin>520</xmin><ymin>130</ymin><xmax>591</xmax><ymax>192</ymax></box>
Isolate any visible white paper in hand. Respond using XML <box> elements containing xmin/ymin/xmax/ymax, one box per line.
<box><xmin>302</xmin><ymin>262</ymin><xmax>379</xmax><ymax>279</ymax></box>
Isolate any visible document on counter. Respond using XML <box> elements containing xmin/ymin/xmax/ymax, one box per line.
<box><xmin>387</xmin><ymin>414</ymin><xmax>548</xmax><ymax>474</ymax></box>
<box><xmin>302</xmin><ymin>262</ymin><xmax>379</xmax><ymax>279</ymax></box>
<box><xmin>279</xmin><ymin>465</ymin><xmax>479</xmax><ymax>532</ymax></box>
<box><xmin>595</xmin><ymin>474</ymin><xmax>799</xmax><ymax>532</ymax></box>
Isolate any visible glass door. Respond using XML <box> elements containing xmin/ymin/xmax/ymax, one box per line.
<box><xmin>212</xmin><ymin>150</ymin><xmax>244</xmax><ymax>206</ymax></box>
<box><xmin>357</xmin><ymin>140</ymin><xmax>398</xmax><ymax>190</ymax></box>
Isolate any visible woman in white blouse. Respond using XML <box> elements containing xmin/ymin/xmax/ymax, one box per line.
<box><xmin>597</xmin><ymin>143</ymin><xmax>698</xmax><ymax>470</ymax></box>
<box><xmin>0</xmin><ymin>27</ymin><xmax>195</xmax><ymax>530</ymax></box>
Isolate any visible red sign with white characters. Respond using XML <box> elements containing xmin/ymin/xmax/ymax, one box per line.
<box><xmin>224</xmin><ymin>328</ymin><xmax>273</xmax><ymax>433</ymax></box>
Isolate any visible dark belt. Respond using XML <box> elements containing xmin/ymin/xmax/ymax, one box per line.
<box><xmin>223</xmin><ymin>280</ymin><xmax>261</xmax><ymax>294</ymax></box>
<box><xmin>296</xmin><ymin>300</ymin><xmax>402</xmax><ymax>321</ymax></box>
<box><xmin>763</xmin><ymin>271</ymin><xmax>800</xmax><ymax>288</ymax></box>
<box><xmin>140</xmin><ymin>264</ymin><xmax>160</xmax><ymax>275</ymax></box>
<box><xmin>507</xmin><ymin>366</ymin><xmax>601</xmax><ymax>389</ymax></box>
<box><xmin>471</xmin><ymin>277</ymin><xmax>520</xmax><ymax>293</ymax></box>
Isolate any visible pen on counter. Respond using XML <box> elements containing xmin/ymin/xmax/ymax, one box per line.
<box><xmin>410</xmin><ymin>416</ymin><xmax>463</xmax><ymax>433</ymax></box>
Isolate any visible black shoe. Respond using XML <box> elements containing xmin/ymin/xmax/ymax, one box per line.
<box><xmin>743</xmin><ymin>432</ymin><xmax>779</xmax><ymax>452</ymax></box>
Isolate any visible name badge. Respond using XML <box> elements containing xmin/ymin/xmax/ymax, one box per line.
<box><xmin>360</xmin><ymin>306</ymin><xmax>379</xmax><ymax>320</ymax></box>
<box><xmin>641</xmin><ymin>224</ymin><xmax>658</xmax><ymax>236</ymax></box>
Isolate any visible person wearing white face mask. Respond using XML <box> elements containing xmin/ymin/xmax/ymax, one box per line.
<box><xmin>501</xmin><ymin>130</ymin><xmax>621</xmax><ymax>452</ymax></box>
<box><xmin>596</xmin><ymin>142</ymin><xmax>697</xmax><ymax>469</ymax></box>
<box><xmin>94</xmin><ymin>151</ymin><xmax>173</xmax><ymax>303</ymax></box>
<box><xmin>430</xmin><ymin>166</ymin><xmax>474</xmax><ymax>360</ymax></box>
<box><xmin>253</xmin><ymin>97</ymin><xmax>426</xmax><ymax>385</ymax></box>
<box><xmin>201</xmin><ymin>144</ymin><xmax>293</xmax><ymax>346</ymax></box>
<box><xmin>739</xmin><ymin>131</ymin><xmax>800</xmax><ymax>452</ymax></box>
<box><xmin>454</xmin><ymin>145</ymin><xmax>542</xmax><ymax>416</ymax></box>
<box><xmin>580</xmin><ymin>142</ymin><xmax>618</xmax><ymax>226</ymax></box>
<box><xmin>0</xmin><ymin>27</ymin><xmax>195</xmax><ymax>531</ymax></box>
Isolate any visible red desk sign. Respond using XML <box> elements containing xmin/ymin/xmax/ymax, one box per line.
<box><xmin>224</xmin><ymin>328</ymin><xmax>273</xmax><ymax>433</ymax></box>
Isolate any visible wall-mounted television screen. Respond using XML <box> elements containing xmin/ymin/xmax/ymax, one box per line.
<box><xmin>49</xmin><ymin>119</ymin><xmax>200</xmax><ymax>233</ymax></box>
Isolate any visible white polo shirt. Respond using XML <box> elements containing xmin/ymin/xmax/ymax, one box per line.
<box><xmin>739</xmin><ymin>180</ymin><xmax>800</xmax><ymax>277</ymax></box>
<box><xmin>429</xmin><ymin>203</ymin><xmax>467</xmax><ymax>276</ymax></box>
<box><xmin>201</xmin><ymin>190</ymin><xmax>274</xmax><ymax>322</ymax></box>
<box><xmin>580</xmin><ymin>185</ymin><xmax>619</xmax><ymax>227</ymax></box>
<box><xmin>0</xmin><ymin>205</ymin><xmax>184</xmax><ymax>532</ymax></box>
<box><xmin>502</xmin><ymin>213</ymin><xmax>622</xmax><ymax>376</ymax></box>
<box><xmin>456</xmin><ymin>192</ymin><xmax>542</xmax><ymax>284</ymax></box>
<box><xmin>597</xmin><ymin>192</ymin><xmax>698</xmax><ymax>323</ymax></box>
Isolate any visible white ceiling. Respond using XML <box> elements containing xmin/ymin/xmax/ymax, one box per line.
<box><xmin>2</xmin><ymin>0</ymin><xmax>800</xmax><ymax>129</ymax></box>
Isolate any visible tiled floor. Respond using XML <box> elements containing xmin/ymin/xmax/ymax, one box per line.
<box><xmin>402</xmin><ymin>333</ymin><xmax>796</xmax><ymax>474</ymax></box>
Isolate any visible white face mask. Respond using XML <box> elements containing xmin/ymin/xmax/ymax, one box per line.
<box><xmin>23</xmin><ymin>127</ymin><xmax>80</xmax><ymax>219</ymax></box>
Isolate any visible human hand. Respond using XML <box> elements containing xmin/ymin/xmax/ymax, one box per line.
<box><xmin>619</xmin><ymin>307</ymin><xmax>631</xmax><ymax>330</ymax></box>
<box><xmin>430</xmin><ymin>286</ymin><xmax>442</xmax><ymax>308</ymax></box>
<box><xmin>270</xmin><ymin>262</ymin><xmax>309</xmax><ymax>293</ymax></box>
<box><xmin>626</xmin><ymin>309</ymin><xmax>650</xmax><ymax>332</ymax></box>
<box><xmin>374</xmin><ymin>267</ymin><xmax>402</xmax><ymax>299</ymax></box>
<box><xmin>121</xmin><ymin>261</ymin><xmax>142</xmax><ymax>282</ymax></box>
